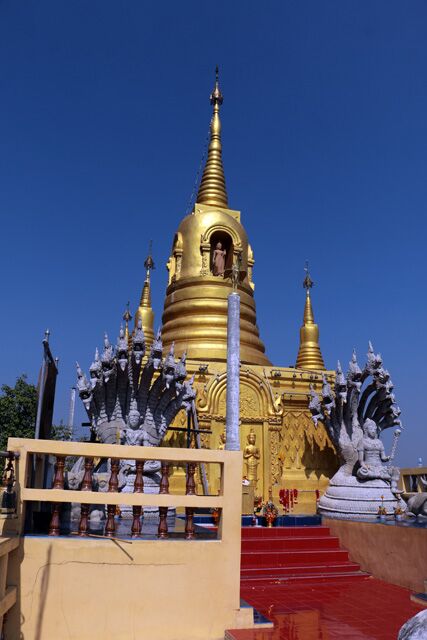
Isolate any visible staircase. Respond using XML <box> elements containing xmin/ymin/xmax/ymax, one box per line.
<box><xmin>241</xmin><ymin>525</ymin><xmax>367</xmax><ymax>585</ymax></box>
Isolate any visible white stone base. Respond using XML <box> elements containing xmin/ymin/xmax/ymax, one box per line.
<box><xmin>319</xmin><ymin>471</ymin><xmax>407</xmax><ymax>520</ymax></box>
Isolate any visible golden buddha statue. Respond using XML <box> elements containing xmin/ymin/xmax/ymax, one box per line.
<box><xmin>243</xmin><ymin>430</ymin><xmax>260</xmax><ymax>488</ymax></box>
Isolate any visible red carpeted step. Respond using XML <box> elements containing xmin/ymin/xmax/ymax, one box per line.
<box><xmin>241</xmin><ymin>525</ymin><xmax>330</xmax><ymax>539</ymax></box>
<box><xmin>241</xmin><ymin>571</ymin><xmax>368</xmax><ymax>586</ymax></box>
<box><xmin>241</xmin><ymin>548</ymin><xmax>350</xmax><ymax>568</ymax></box>
<box><xmin>241</xmin><ymin>560</ymin><xmax>361</xmax><ymax>579</ymax></box>
<box><xmin>241</xmin><ymin>535</ymin><xmax>340</xmax><ymax>552</ymax></box>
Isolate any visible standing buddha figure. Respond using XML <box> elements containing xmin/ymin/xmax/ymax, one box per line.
<box><xmin>244</xmin><ymin>429</ymin><xmax>260</xmax><ymax>488</ymax></box>
<box><xmin>212</xmin><ymin>242</ymin><xmax>226</xmax><ymax>276</ymax></box>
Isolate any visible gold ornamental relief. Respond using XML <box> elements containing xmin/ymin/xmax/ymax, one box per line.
<box><xmin>240</xmin><ymin>386</ymin><xmax>258</xmax><ymax>418</ymax></box>
<box><xmin>279</xmin><ymin>412</ymin><xmax>306</xmax><ymax>469</ymax></box>
<box><xmin>216</xmin><ymin>383</ymin><xmax>261</xmax><ymax>418</ymax></box>
<box><xmin>269</xmin><ymin>426</ymin><xmax>282</xmax><ymax>485</ymax></box>
<box><xmin>199</xmin><ymin>241</ymin><xmax>211</xmax><ymax>276</ymax></box>
<box><xmin>196</xmin><ymin>369</ymin><xmax>271</xmax><ymax>417</ymax></box>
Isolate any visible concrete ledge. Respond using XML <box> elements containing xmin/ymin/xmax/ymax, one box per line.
<box><xmin>324</xmin><ymin>517</ymin><xmax>427</xmax><ymax>592</ymax></box>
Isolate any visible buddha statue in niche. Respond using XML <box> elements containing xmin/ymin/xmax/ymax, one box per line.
<box><xmin>212</xmin><ymin>242</ymin><xmax>226</xmax><ymax>276</ymax></box>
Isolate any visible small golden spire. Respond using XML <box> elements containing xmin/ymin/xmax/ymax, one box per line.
<box><xmin>196</xmin><ymin>66</ymin><xmax>228</xmax><ymax>207</ymax></box>
<box><xmin>295</xmin><ymin>263</ymin><xmax>325</xmax><ymax>370</ymax></box>
<box><xmin>122</xmin><ymin>302</ymin><xmax>132</xmax><ymax>343</ymax></box>
<box><xmin>135</xmin><ymin>243</ymin><xmax>155</xmax><ymax>352</ymax></box>
<box><xmin>302</xmin><ymin>262</ymin><xmax>315</xmax><ymax>325</ymax></box>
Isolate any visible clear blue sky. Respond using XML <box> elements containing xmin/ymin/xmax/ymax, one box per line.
<box><xmin>1</xmin><ymin>1</ymin><xmax>426</xmax><ymax>466</ymax></box>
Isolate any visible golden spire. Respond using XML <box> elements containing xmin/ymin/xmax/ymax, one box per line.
<box><xmin>295</xmin><ymin>263</ymin><xmax>325</xmax><ymax>370</ymax></box>
<box><xmin>122</xmin><ymin>302</ymin><xmax>132</xmax><ymax>344</ymax></box>
<box><xmin>135</xmin><ymin>243</ymin><xmax>155</xmax><ymax>352</ymax></box>
<box><xmin>196</xmin><ymin>66</ymin><xmax>228</xmax><ymax>207</ymax></box>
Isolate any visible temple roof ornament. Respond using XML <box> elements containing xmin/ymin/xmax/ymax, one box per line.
<box><xmin>295</xmin><ymin>264</ymin><xmax>325</xmax><ymax>370</ymax></box>
<box><xmin>196</xmin><ymin>66</ymin><xmax>228</xmax><ymax>207</ymax></box>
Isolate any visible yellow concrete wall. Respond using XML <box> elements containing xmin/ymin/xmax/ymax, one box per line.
<box><xmin>6</xmin><ymin>536</ymin><xmax>244</xmax><ymax>640</ymax></box>
<box><xmin>325</xmin><ymin>517</ymin><xmax>427</xmax><ymax>593</ymax></box>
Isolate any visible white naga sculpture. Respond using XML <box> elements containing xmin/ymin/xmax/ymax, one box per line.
<box><xmin>309</xmin><ymin>343</ymin><xmax>406</xmax><ymax>519</ymax></box>
<box><xmin>75</xmin><ymin>321</ymin><xmax>195</xmax><ymax>509</ymax></box>
<box><xmin>405</xmin><ymin>476</ymin><xmax>427</xmax><ymax>518</ymax></box>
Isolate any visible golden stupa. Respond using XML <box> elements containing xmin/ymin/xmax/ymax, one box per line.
<box><xmin>161</xmin><ymin>69</ymin><xmax>269</xmax><ymax>366</ymax></box>
<box><xmin>137</xmin><ymin>70</ymin><xmax>338</xmax><ymax>509</ymax></box>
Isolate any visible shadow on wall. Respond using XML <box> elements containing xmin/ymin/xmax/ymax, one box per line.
<box><xmin>301</xmin><ymin>432</ymin><xmax>339</xmax><ymax>481</ymax></box>
<box><xmin>34</xmin><ymin>543</ymin><xmax>52</xmax><ymax>640</ymax></box>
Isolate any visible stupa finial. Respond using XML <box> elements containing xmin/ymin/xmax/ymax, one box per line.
<box><xmin>144</xmin><ymin>240</ymin><xmax>155</xmax><ymax>281</ymax></box>
<box><xmin>196</xmin><ymin>66</ymin><xmax>228</xmax><ymax>207</ymax></box>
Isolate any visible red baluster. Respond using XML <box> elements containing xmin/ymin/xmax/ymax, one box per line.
<box><xmin>159</xmin><ymin>461</ymin><xmax>170</xmax><ymax>494</ymax></box>
<box><xmin>49</xmin><ymin>455</ymin><xmax>65</xmax><ymax>536</ymax></box>
<box><xmin>48</xmin><ymin>503</ymin><xmax>61</xmax><ymax>536</ymax></box>
<box><xmin>185</xmin><ymin>508</ymin><xmax>195</xmax><ymax>540</ymax></box>
<box><xmin>185</xmin><ymin>462</ymin><xmax>196</xmax><ymax>540</ymax></box>
<box><xmin>79</xmin><ymin>504</ymin><xmax>90</xmax><ymax>536</ymax></box>
<box><xmin>81</xmin><ymin>457</ymin><xmax>94</xmax><ymax>491</ymax></box>
<box><xmin>134</xmin><ymin>460</ymin><xmax>144</xmax><ymax>493</ymax></box>
<box><xmin>186</xmin><ymin>463</ymin><xmax>196</xmax><ymax>496</ymax></box>
<box><xmin>105</xmin><ymin>458</ymin><xmax>120</xmax><ymax>538</ymax></box>
<box><xmin>52</xmin><ymin>455</ymin><xmax>65</xmax><ymax>489</ymax></box>
<box><xmin>158</xmin><ymin>506</ymin><xmax>168</xmax><ymax>539</ymax></box>
<box><xmin>79</xmin><ymin>457</ymin><xmax>93</xmax><ymax>536</ymax></box>
<box><xmin>131</xmin><ymin>460</ymin><xmax>144</xmax><ymax>538</ymax></box>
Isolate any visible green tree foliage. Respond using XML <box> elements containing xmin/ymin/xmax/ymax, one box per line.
<box><xmin>51</xmin><ymin>421</ymin><xmax>72</xmax><ymax>442</ymax></box>
<box><xmin>0</xmin><ymin>375</ymin><xmax>37</xmax><ymax>454</ymax></box>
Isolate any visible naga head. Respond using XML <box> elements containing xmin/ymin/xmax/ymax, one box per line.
<box><xmin>174</xmin><ymin>351</ymin><xmax>187</xmax><ymax>392</ymax></box>
<box><xmin>101</xmin><ymin>334</ymin><xmax>115</xmax><ymax>382</ymax></box>
<box><xmin>321</xmin><ymin>374</ymin><xmax>335</xmax><ymax>412</ymax></box>
<box><xmin>132</xmin><ymin>320</ymin><xmax>145</xmax><ymax>365</ymax></box>
<box><xmin>76</xmin><ymin>361</ymin><xmax>93</xmax><ymax>410</ymax></box>
<box><xmin>336</xmin><ymin>361</ymin><xmax>347</xmax><ymax>402</ymax></box>
<box><xmin>163</xmin><ymin>343</ymin><xmax>176</xmax><ymax>389</ymax></box>
<box><xmin>367</xmin><ymin>342</ymin><xmax>383</xmax><ymax>373</ymax></box>
<box><xmin>116</xmin><ymin>325</ymin><xmax>129</xmax><ymax>371</ymax></box>
<box><xmin>308</xmin><ymin>384</ymin><xmax>323</xmax><ymax>426</ymax></box>
<box><xmin>181</xmin><ymin>375</ymin><xmax>196</xmax><ymax>411</ymax></box>
<box><xmin>349</xmin><ymin>349</ymin><xmax>362</xmax><ymax>377</ymax></box>
<box><xmin>150</xmin><ymin>329</ymin><xmax>163</xmax><ymax>370</ymax></box>
<box><xmin>89</xmin><ymin>348</ymin><xmax>102</xmax><ymax>388</ymax></box>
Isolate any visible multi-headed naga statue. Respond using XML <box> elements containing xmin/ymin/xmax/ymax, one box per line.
<box><xmin>75</xmin><ymin>321</ymin><xmax>195</xmax><ymax>506</ymax></box>
<box><xmin>309</xmin><ymin>343</ymin><xmax>407</xmax><ymax>519</ymax></box>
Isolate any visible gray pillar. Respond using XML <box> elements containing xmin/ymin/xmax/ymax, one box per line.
<box><xmin>225</xmin><ymin>292</ymin><xmax>240</xmax><ymax>451</ymax></box>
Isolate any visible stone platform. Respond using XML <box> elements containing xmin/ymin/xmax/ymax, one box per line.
<box><xmin>324</xmin><ymin>516</ymin><xmax>427</xmax><ymax>593</ymax></box>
